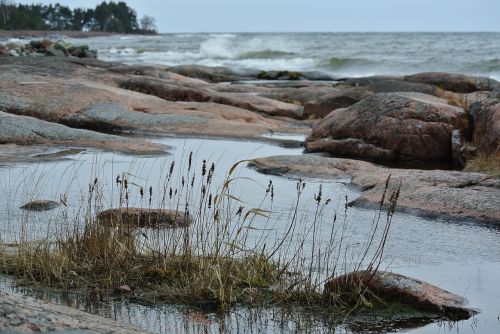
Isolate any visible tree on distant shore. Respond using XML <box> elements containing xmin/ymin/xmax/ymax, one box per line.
<box><xmin>0</xmin><ymin>0</ymin><xmax>13</xmax><ymax>27</ymax></box>
<box><xmin>0</xmin><ymin>1</ymin><xmax>157</xmax><ymax>34</ymax></box>
<box><xmin>140</xmin><ymin>15</ymin><xmax>157</xmax><ymax>34</ymax></box>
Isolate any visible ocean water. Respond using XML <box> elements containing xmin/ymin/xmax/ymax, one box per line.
<box><xmin>47</xmin><ymin>32</ymin><xmax>500</xmax><ymax>80</ymax></box>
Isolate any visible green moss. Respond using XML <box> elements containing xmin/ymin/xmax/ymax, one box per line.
<box><xmin>257</xmin><ymin>70</ymin><xmax>271</xmax><ymax>79</ymax></box>
<box><xmin>276</xmin><ymin>71</ymin><xmax>303</xmax><ymax>80</ymax></box>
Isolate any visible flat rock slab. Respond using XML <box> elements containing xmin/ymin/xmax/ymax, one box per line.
<box><xmin>20</xmin><ymin>199</ymin><xmax>60</xmax><ymax>211</ymax></box>
<box><xmin>249</xmin><ymin>155</ymin><xmax>500</xmax><ymax>223</ymax></box>
<box><xmin>324</xmin><ymin>271</ymin><xmax>477</xmax><ymax>320</ymax></box>
<box><xmin>0</xmin><ymin>57</ymin><xmax>309</xmax><ymax>147</ymax></box>
<box><xmin>0</xmin><ymin>291</ymin><xmax>149</xmax><ymax>333</ymax></box>
<box><xmin>97</xmin><ymin>208</ymin><xmax>191</xmax><ymax>228</ymax></box>
<box><xmin>0</xmin><ymin>111</ymin><xmax>167</xmax><ymax>155</ymax></box>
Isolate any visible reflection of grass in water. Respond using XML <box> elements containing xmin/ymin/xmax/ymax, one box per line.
<box><xmin>0</xmin><ymin>152</ymin><xmax>400</xmax><ymax>316</ymax></box>
<box><xmin>1</xmin><ymin>279</ymin><xmax>443</xmax><ymax>333</ymax></box>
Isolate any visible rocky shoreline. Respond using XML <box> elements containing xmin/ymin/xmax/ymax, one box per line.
<box><xmin>0</xmin><ymin>46</ymin><xmax>498</xmax><ymax>330</ymax></box>
<box><xmin>0</xmin><ymin>30</ymin><xmax>118</xmax><ymax>39</ymax></box>
<box><xmin>0</xmin><ymin>48</ymin><xmax>498</xmax><ymax>221</ymax></box>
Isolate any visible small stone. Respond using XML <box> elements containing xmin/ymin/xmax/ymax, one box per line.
<box><xmin>118</xmin><ymin>285</ymin><xmax>132</xmax><ymax>293</ymax></box>
<box><xmin>20</xmin><ymin>200</ymin><xmax>60</xmax><ymax>211</ymax></box>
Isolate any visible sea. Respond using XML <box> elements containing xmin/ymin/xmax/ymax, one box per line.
<box><xmin>25</xmin><ymin>31</ymin><xmax>500</xmax><ymax>80</ymax></box>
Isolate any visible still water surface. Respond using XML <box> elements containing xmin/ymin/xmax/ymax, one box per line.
<box><xmin>1</xmin><ymin>136</ymin><xmax>499</xmax><ymax>333</ymax></box>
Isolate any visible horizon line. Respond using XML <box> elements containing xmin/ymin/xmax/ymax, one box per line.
<box><xmin>157</xmin><ymin>30</ymin><xmax>500</xmax><ymax>34</ymax></box>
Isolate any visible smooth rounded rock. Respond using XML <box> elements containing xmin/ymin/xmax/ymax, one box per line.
<box><xmin>324</xmin><ymin>271</ymin><xmax>477</xmax><ymax>320</ymax></box>
<box><xmin>97</xmin><ymin>208</ymin><xmax>191</xmax><ymax>228</ymax></box>
<box><xmin>305</xmin><ymin>92</ymin><xmax>470</xmax><ymax>167</ymax></box>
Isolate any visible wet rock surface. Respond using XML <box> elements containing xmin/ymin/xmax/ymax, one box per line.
<box><xmin>0</xmin><ymin>290</ymin><xmax>149</xmax><ymax>333</ymax></box>
<box><xmin>324</xmin><ymin>271</ymin><xmax>477</xmax><ymax>320</ymax></box>
<box><xmin>249</xmin><ymin>155</ymin><xmax>500</xmax><ymax>223</ymax></box>
<box><xmin>97</xmin><ymin>208</ymin><xmax>191</xmax><ymax>228</ymax></box>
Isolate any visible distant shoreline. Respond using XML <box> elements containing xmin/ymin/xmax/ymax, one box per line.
<box><xmin>0</xmin><ymin>30</ymin><xmax>127</xmax><ymax>39</ymax></box>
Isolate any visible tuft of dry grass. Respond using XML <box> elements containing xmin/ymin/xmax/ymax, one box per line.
<box><xmin>464</xmin><ymin>153</ymin><xmax>500</xmax><ymax>177</ymax></box>
<box><xmin>0</xmin><ymin>154</ymin><xmax>401</xmax><ymax>313</ymax></box>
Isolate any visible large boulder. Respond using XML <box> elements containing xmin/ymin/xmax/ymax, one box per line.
<box><xmin>469</xmin><ymin>98</ymin><xmax>500</xmax><ymax>155</ymax></box>
<box><xmin>305</xmin><ymin>93</ymin><xmax>470</xmax><ymax>167</ymax></box>
<box><xmin>404</xmin><ymin>72</ymin><xmax>498</xmax><ymax>93</ymax></box>
<box><xmin>323</xmin><ymin>271</ymin><xmax>476</xmax><ymax>320</ymax></box>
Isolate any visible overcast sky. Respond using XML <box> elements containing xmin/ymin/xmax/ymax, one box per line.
<box><xmin>23</xmin><ymin>0</ymin><xmax>500</xmax><ymax>33</ymax></box>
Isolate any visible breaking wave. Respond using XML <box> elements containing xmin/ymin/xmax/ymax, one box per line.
<box><xmin>236</xmin><ymin>50</ymin><xmax>297</xmax><ymax>59</ymax></box>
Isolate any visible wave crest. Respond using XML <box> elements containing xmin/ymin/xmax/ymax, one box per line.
<box><xmin>323</xmin><ymin>57</ymin><xmax>375</xmax><ymax>70</ymax></box>
<box><xmin>236</xmin><ymin>50</ymin><xmax>297</xmax><ymax>60</ymax></box>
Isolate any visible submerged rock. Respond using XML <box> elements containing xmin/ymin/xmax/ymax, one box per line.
<box><xmin>97</xmin><ymin>208</ymin><xmax>191</xmax><ymax>228</ymax></box>
<box><xmin>20</xmin><ymin>199</ymin><xmax>60</xmax><ymax>211</ymax></box>
<box><xmin>324</xmin><ymin>271</ymin><xmax>477</xmax><ymax>320</ymax></box>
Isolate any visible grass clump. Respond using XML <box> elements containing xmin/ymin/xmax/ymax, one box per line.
<box><xmin>464</xmin><ymin>152</ymin><xmax>500</xmax><ymax>177</ymax></box>
<box><xmin>0</xmin><ymin>154</ymin><xmax>400</xmax><ymax>314</ymax></box>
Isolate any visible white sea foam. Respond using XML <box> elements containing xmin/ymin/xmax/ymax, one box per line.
<box><xmin>80</xmin><ymin>32</ymin><xmax>500</xmax><ymax>80</ymax></box>
<box><xmin>199</xmin><ymin>35</ymin><xmax>236</xmax><ymax>59</ymax></box>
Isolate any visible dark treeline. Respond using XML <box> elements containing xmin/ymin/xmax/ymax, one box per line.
<box><xmin>0</xmin><ymin>1</ymin><xmax>157</xmax><ymax>34</ymax></box>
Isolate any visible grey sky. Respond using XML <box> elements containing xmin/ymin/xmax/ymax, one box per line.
<box><xmin>24</xmin><ymin>0</ymin><xmax>500</xmax><ymax>33</ymax></box>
